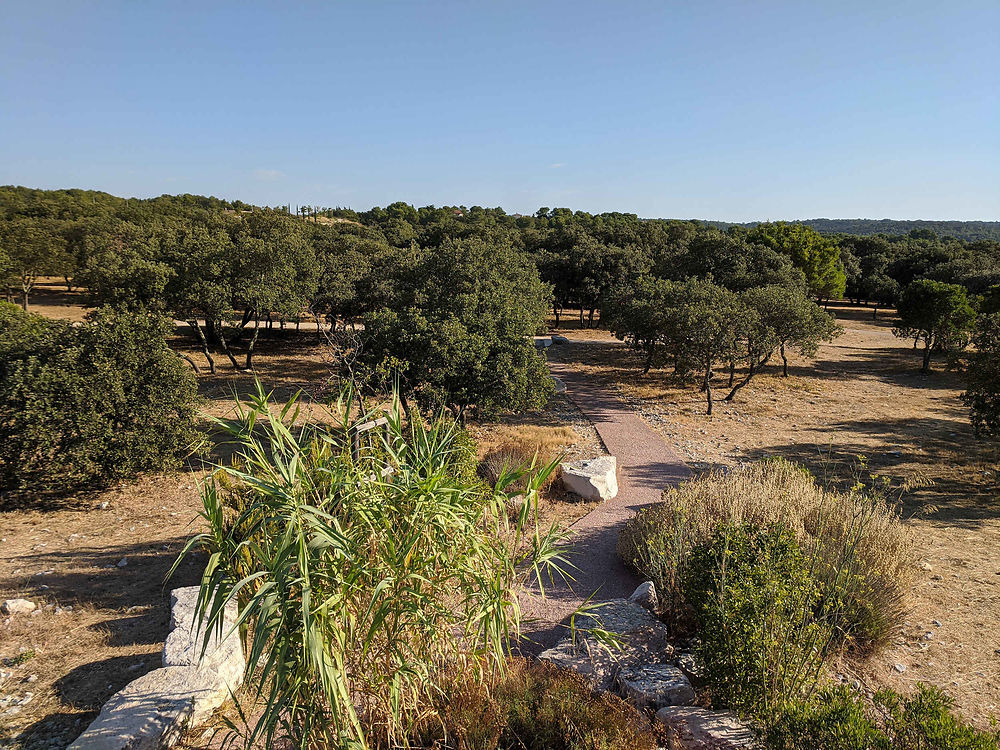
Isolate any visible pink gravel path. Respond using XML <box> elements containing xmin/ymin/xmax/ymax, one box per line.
<box><xmin>518</xmin><ymin>353</ymin><xmax>691</xmax><ymax>653</ymax></box>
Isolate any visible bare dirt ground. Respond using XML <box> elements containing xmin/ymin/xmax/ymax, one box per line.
<box><xmin>547</xmin><ymin>305</ymin><xmax>1000</xmax><ymax>726</ymax></box>
<box><xmin>0</xmin><ymin>285</ymin><xmax>600</xmax><ymax>748</ymax></box>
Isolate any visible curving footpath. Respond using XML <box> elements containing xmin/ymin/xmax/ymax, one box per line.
<box><xmin>519</xmin><ymin>354</ymin><xmax>692</xmax><ymax>653</ymax></box>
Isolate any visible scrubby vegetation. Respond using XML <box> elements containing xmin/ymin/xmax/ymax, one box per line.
<box><xmin>0</xmin><ymin>302</ymin><xmax>199</xmax><ymax>501</ymax></box>
<box><xmin>618</xmin><ymin>459</ymin><xmax>911</xmax><ymax>651</ymax></box>
<box><xmin>767</xmin><ymin>684</ymin><xmax>1000</xmax><ymax>750</ymax></box>
<box><xmin>174</xmin><ymin>384</ymin><xmax>580</xmax><ymax>748</ymax></box>
<box><xmin>617</xmin><ymin>460</ymin><xmax>998</xmax><ymax>743</ymax></box>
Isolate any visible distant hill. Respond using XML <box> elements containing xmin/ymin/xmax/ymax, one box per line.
<box><xmin>705</xmin><ymin>218</ymin><xmax>1000</xmax><ymax>242</ymax></box>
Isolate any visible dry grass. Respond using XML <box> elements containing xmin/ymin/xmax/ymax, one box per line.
<box><xmin>619</xmin><ymin>459</ymin><xmax>913</xmax><ymax>651</ymax></box>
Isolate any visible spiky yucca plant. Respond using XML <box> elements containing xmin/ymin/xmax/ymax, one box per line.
<box><xmin>172</xmin><ymin>382</ymin><xmax>571</xmax><ymax>750</ymax></box>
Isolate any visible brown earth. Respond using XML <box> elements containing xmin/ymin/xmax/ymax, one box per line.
<box><xmin>547</xmin><ymin>304</ymin><xmax>1000</xmax><ymax>726</ymax></box>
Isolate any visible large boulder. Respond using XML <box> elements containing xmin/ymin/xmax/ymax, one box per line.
<box><xmin>67</xmin><ymin>666</ymin><xmax>233</xmax><ymax>750</ymax></box>
<box><xmin>561</xmin><ymin>456</ymin><xmax>618</xmax><ymax>501</ymax></box>
<box><xmin>162</xmin><ymin>587</ymin><xmax>245</xmax><ymax>690</ymax></box>
<box><xmin>655</xmin><ymin>707</ymin><xmax>757</xmax><ymax>749</ymax></box>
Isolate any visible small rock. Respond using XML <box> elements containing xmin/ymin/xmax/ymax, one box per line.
<box><xmin>99</xmin><ymin>502</ymin><xmax>110</xmax><ymax>510</ymax></box>
<box><xmin>922</xmin><ymin>632</ymin><xmax>934</xmax><ymax>641</ymax></box>
<box><xmin>893</xmin><ymin>663</ymin><xmax>907</xmax><ymax>673</ymax></box>
<box><xmin>676</xmin><ymin>652</ymin><xmax>702</xmax><ymax>677</ymax></box>
<box><xmin>918</xmin><ymin>562</ymin><xmax>933</xmax><ymax>572</ymax></box>
<box><xmin>628</xmin><ymin>581</ymin><xmax>658</xmax><ymax>612</ymax></box>
<box><xmin>619</xmin><ymin>664</ymin><xmax>695</xmax><ymax>709</ymax></box>
<box><xmin>1</xmin><ymin>599</ymin><xmax>36</xmax><ymax>616</ymax></box>
<box><xmin>932</xmin><ymin>620</ymin><xmax>942</xmax><ymax>627</ymax></box>
<box><xmin>117</xmin><ymin>558</ymin><xmax>128</xmax><ymax>568</ymax></box>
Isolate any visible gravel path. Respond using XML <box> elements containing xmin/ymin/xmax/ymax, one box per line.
<box><xmin>518</xmin><ymin>353</ymin><xmax>692</xmax><ymax>653</ymax></box>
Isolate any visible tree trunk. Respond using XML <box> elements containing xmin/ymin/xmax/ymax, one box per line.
<box><xmin>188</xmin><ymin>320</ymin><xmax>216</xmax><ymax>374</ymax></box>
<box><xmin>21</xmin><ymin>289</ymin><xmax>28</xmax><ymax>311</ymax></box>
<box><xmin>728</xmin><ymin>358</ymin><xmax>735</xmax><ymax>387</ymax></box>
<box><xmin>216</xmin><ymin>323</ymin><xmax>243</xmax><ymax>370</ymax></box>
<box><xmin>921</xmin><ymin>337</ymin><xmax>932</xmax><ymax>374</ymax></box>
<box><xmin>177</xmin><ymin>352</ymin><xmax>200</xmax><ymax>373</ymax></box>
<box><xmin>245</xmin><ymin>315</ymin><xmax>261</xmax><ymax>371</ymax></box>
<box><xmin>64</xmin><ymin>276</ymin><xmax>74</xmax><ymax>292</ymax></box>
<box><xmin>553</xmin><ymin>303</ymin><xmax>560</xmax><ymax>328</ymax></box>
<box><xmin>579</xmin><ymin>304</ymin><xmax>585</xmax><ymax>326</ymax></box>
<box><xmin>703</xmin><ymin>364</ymin><xmax>713</xmax><ymax>415</ymax></box>
<box><xmin>588</xmin><ymin>307</ymin><xmax>596</xmax><ymax>328</ymax></box>
<box><xmin>725</xmin><ymin>351</ymin><xmax>772</xmax><ymax>401</ymax></box>
<box><xmin>872</xmin><ymin>304</ymin><xmax>879</xmax><ymax>320</ymax></box>
<box><xmin>643</xmin><ymin>344</ymin><xmax>655</xmax><ymax>375</ymax></box>
<box><xmin>781</xmin><ymin>342</ymin><xmax>788</xmax><ymax>377</ymax></box>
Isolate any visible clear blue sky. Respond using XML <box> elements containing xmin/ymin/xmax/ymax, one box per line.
<box><xmin>1</xmin><ymin>1</ymin><xmax>997</xmax><ymax>221</ymax></box>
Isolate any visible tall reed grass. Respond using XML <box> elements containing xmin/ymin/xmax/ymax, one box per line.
<box><xmin>172</xmin><ymin>382</ymin><xmax>572</xmax><ymax>749</ymax></box>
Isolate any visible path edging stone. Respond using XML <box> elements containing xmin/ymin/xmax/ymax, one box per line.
<box><xmin>68</xmin><ymin>586</ymin><xmax>245</xmax><ymax>750</ymax></box>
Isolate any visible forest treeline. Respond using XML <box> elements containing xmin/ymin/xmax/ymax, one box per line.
<box><xmin>711</xmin><ymin>218</ymin><xmax>1000</xmax><ymax>242</ymax></box>
<box><xmin>2</xmin><ymin>185</ymin><xmax>999</xmax><ymax>501</ymax></box>
<box><xmin>1</xmin><ymin>185</ymin><xmax>999</xmax><ymax>423</ymax></box>
<box><xmin>3</xmin><ymin>186</ymin><xmax>999</xmax><ymax>319</ymax></box>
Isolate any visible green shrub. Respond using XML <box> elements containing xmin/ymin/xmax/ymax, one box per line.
<box><xmin>176</xmin><ymin>384</ymin><xmax>573</xmax><ymax>750</ymax></box>
<box><xmin>682</xmin><ymin>523</ymin><xmax>833</xmax><ymax>716</ymax></box>
<box><xmin>617</xmin><ymin>459</ymin><xmax>910</xmax><ymax>652</ymax></box>
<box><xmin>766</xmin><ymin>684</ymin><xmax>1000</xmax><ymax>750</ymax></box>
<box><xmin>417</xmin><ymin>659</ymin><xmax>657</xmax><ymax>750</ymax></box>
<box><xmin>0</xmin><ymin>303</ymin><xmax>199</xmax><ymax>501</ymax></box>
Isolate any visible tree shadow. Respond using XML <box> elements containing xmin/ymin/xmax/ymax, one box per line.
<box><xmin>741</xmin><ymin>415</ymin><xmax>999</xmax><ymax>529</ymax></box>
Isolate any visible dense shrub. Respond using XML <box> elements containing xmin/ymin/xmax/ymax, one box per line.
<box><xmin>766</xmin><ymin>684</ymin><xmax>1000</xmax><ymax>750</ymax></box>
<box><xmin>683</xmin><ymin>524</ymin><xmax>832</xmax><ymax>715</ymax></box>
<box><xmin>177</xmin><ymin>385</ymin><xmax>572</xmax><ymax>749</ymax></box>
<box><xmin>0</xmin><ymin>303</ymin><xmax>199</xmax><ymax>500</ymax></box>
<box><xmin>359</xmin><ymin>236</ymin><xmax>553</xmax><ymax>420</ymax></box>
<box><xmin>617</xmin><ymin>459</ymin><xmax>911</xmax><ymax>652</ymax></box>
<box><xmin>416</xmin><ymin>659</ymin><xmax>657</xmax><ymax>750</ymax></box>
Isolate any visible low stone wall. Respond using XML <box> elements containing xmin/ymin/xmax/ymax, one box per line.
<box><xmin>539</xmin><ymin>583</ymin><xmax>757</xmax><ymax>749</ymax></box>
<box><xmin>68</xmin><ymin>587</ymin><xmax>245</xmax><ymax>750</ymax></box>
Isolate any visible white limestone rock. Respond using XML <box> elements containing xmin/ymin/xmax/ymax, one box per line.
<box><xmin>66</xmin><ymin>666</ymin><xmax>232</xmax><ymax>750</ymax></box>
<box><xmin>551</xmin><ymin>375</ymin><xmax>567</xmax><ymax>394</ymax></box>
<box><xmin>655</xmin><ymin>707</ymin><xmax>757</xmax><ymax>749</ymax></box>
<box><xmin>69</xmin><ymin>586</ymin><xmax>246</xmax><ymax>750</ymax></box>
<box><xmin>618</xmin><ymin>664</ymin><xmax>695</xmax><ymax>709</ymax></box>
<box><xmin>538</xmin><ymin>598</ymin><xmax>673</xmax><ymax>693</ymax></box>
<box><xmin>162</xmin><ymin>587</ymin><xmax>245</xmax><ymax>690</ymax></box>
<box><xmin>1</xmin><ymin>599</ymin><xmax>36</xmax><ymax>616</ymax></box>
<box><xmin>561</xmin><ymin>456</ymin><xmax>618</xmax><ymax>501</ymax></box>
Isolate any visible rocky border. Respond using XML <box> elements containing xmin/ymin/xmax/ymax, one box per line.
<box><xmin>539</xmin><ymin>582</ymin><xmax>757</xmax><ymax>749</ymax></box>
<box><xmin>68</xmin><ymin>587</ymin><xmax>245</xmax><ymax>750</ymax></box>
